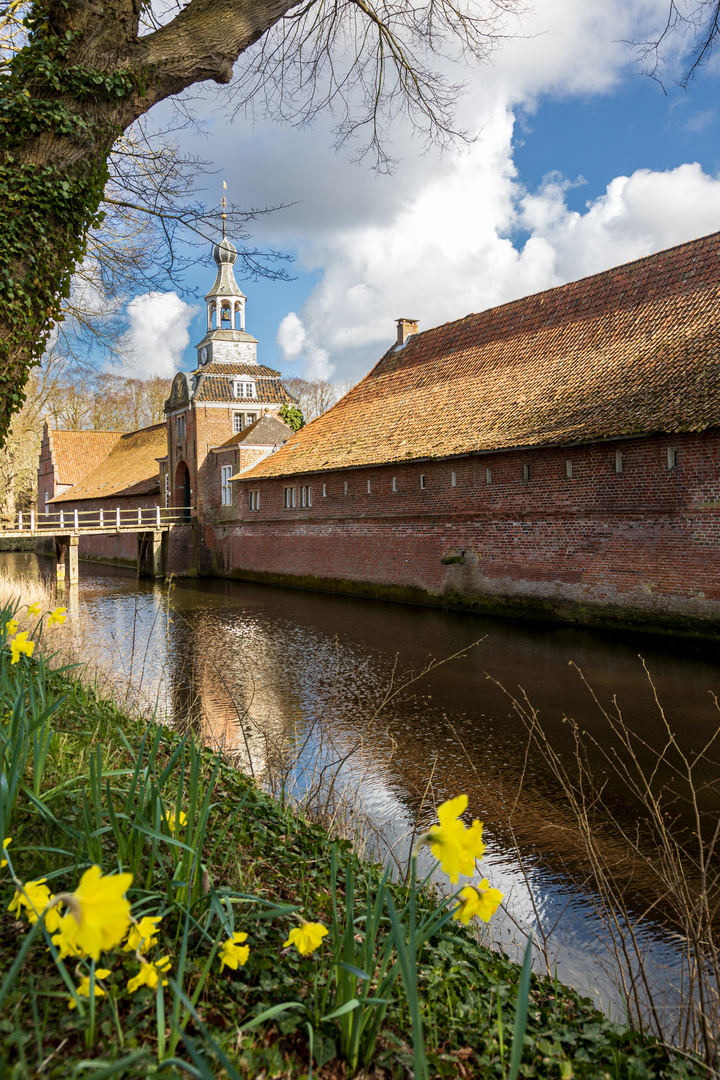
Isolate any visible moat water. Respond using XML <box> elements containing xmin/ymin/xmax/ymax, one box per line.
<box><xmin>4</xmin><ymin>551</ymin><xmax>720</xmax><ymax>1021</ymax></box>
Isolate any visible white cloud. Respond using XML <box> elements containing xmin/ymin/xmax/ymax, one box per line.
<box><xmin>120</xmin><ymin>292</ymin><xmax>198</xmax><ymax>379</ymax></box>
<box><xmin>276</xmin><ymin>312</ymin><xmax>306</xmax><ymax>362</ymax></box>
<box><xmin>278</xmin><ymin>143</ymin><xmax>720</xmax><ymax>382</ymax></box>
<box><xmin>165</xmin><ymin>0</ymin><xmax>720</xmax><ymax>382</ymax></box>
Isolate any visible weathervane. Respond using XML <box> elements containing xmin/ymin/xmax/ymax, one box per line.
<box><xmin>222</xmin><ymin>180</ymin><xmax>227</xmax><ymax>238</ymax></box>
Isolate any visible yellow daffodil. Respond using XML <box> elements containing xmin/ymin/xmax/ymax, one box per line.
<box><xmin>123</xmin><ymin>915</ymin><xmax>162</xmax><ymax>954</ymax></box>
<box><xmin>127</xmin><ymin>955</ymin><xmax>171</xmax><ymax>993</ymax></box>
<box><xmin>5</xmin><ymin>619</ymin><xmax>18</xmax><ymax>636</ymax></box>
<box><xmin>67</xmin><ymin>968</ymin><xmax>112</xmax><ymax>1010</ymax></box>
<box><xmin>416</xmin><ymin>795</ymin><xmax>487</xmax><ymax>884</ymax></box>
<box><xmin>48</xmin><ymin>606</ymin><xmax>67</xmax><ymax>627</ymax></box>
<box><xmin>1</xmin><ymin>837</ymin><xmax>10</xmax><ymax>869</ymax></box>
<box><xmin>166</xmin><ymin>809</ymin><xmax>187</xmax><ymax>833</ymax></box>
<box><xmin>27</xmin><ymin>603</ymin><xmax>41</xmax><ymax>617</ymax></box>
<box><xmin>8</xmin><ymin>878</ymin><xmax>52</xmax><ymax>924</ymax></box>
<box><xmin>51</xmin><ymin>928</ymin><xmax>85</xmax><ymax>959</ymax></box>
<box><xmin>54</xmin><ymin>866</ymin><xmax>132</xmax><ymax>962</ymax></box>
<box><xmin>453</xmin><ymin>881</ymin><xmax>504</xmax><ymax>925</ymax></box>
<box><xmin>458</xmin><ymin>819</ymin><xmax>486</xmax><ymax>877</ymax></box>
<box><xmin>10</xmin><ymin>631</ymin><xmax>35</xmax><ymax>664</ymax></box>
<box><xmin>218</xmin><ymin>931</ymin><xmax>249</xmax><ymax>971</ymax></box>
<box><xmin>283</xmin><ymin>922</ymin><xmax>328</xmax><ymax>956</ymax></box>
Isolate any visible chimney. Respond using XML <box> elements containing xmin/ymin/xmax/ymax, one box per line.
<box><xmin>396</xmin><ymin>318</ymin><xmax>418</xmax><ymax>345</ymax></box>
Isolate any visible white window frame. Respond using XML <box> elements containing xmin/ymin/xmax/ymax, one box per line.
<box><xmin>249</xmin><ymin>490</ymin><xmax>260</xmax><ymax>511</ymax></box>
<box><xmin>233</xmin><ymin>412</ymin><xmax>243</xmax><ymax>434</ymax></box>
<box><xmin>164</xmin><ymin>471</ymin><xmax>170</xmax><ymax>508</ymax></box>
<box><xmin>245</xmin><ymin>413</ymin><xmax>257</xmax><ymax>426</ymax></box>
<box><xmin>284</xmin><ymin>486</ymin><xmax>296</xmax><ymax>509</ymax></box>
<box><xmin>300</xmin><ymin>485</ymin><xmax>312</xmax><ymax>508</ymax></box>
<box><xmin>221</xmin><ymin>465</ymin><xmax>233</xmax><ymax>506</ymax></box>
<box><xmin>420</xmin><ymin>474</ymin><xmax>426</xmax><ymax>489</ymax></box>
<box><xmin>176</xmin><ymin>413</ymin><xmax>186</xmax><ymax>439</ymax></box>
<box><xmin>234</xmin><ymin>380</ymin><xmax>256</xmax><ymax>400</ymax></box>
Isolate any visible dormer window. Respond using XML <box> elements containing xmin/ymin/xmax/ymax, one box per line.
<box><xmin>233</xmin><ymin>380</ymin><xmax>256</xmax><ymax>399</ymax></box>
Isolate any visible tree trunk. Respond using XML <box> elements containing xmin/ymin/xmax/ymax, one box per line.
<box><xmin>0</xmin><ymin>0</ymin><xmax>299</xmax><ymax>444</ymax></box>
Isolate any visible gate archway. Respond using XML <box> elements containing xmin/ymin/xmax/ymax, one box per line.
<box><xmin>175</xmin><ymin>461</ymin><xmax>191</xmax><ymax>520</ymax></box>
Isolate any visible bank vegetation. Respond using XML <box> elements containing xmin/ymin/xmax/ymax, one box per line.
<box><xmin>0</xmin><ymin>572</ymin><xmax>712</xmax><ymax>1078</ymax></box>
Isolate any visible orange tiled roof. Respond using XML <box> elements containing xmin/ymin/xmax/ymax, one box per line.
<box><xmin>50</xmin><ymin>424</ymin><xmax>166</xmax><ymax>502</ymax></box>
<box><xmin>240</xmin><ymin>231</ymin><xmax>720</xmax><ymax>480</ymax></box>
<box><xmin>215</xmin><ymin>414</ymin><xmax>293</xmax><ymax>450</ymax></box>
<box><xmin>50</xmin><ymin>429</ymin><xmax>124</xmax><ymax>486</ymax></box>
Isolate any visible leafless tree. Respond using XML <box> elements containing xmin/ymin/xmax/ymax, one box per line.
<box><xmin>635</xmin><ymin>1</ymin><xmax>720</xmax><ymax>87</ymax></box>
<box><xmin>0</xmin><ymin>0</ymin><xmax>526</xmax><ymax>439</ymax></box>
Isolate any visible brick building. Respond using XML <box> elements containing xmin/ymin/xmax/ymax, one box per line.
<box><xmin>39</xmin><ymin>232</ymin><xmax>295</xmax><ymax>570</ymax></box>
<box><xmin>212</xmin><ymin>231</ymin><xmax>720</xmax><ymax>637</ymax></box>
<box><xmin>38</xmin><ymin>228</ymin><xmax>720</xmax><ymax>635</ymax></box>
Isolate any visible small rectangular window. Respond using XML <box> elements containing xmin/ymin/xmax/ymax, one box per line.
<box><xmin>392</xmin><ymin>476</ymin><xmax>397</xmax><ymax>492</ymax></box>
<box><xmin>615</xmin><ymin>450</ymin><xmax>623</xmax><ymax>474</ymax></box>
<box><xmin>367</xmin><ymin>479</ymin><xmax>371</xmax><ymax>494</ymax></box>
<box><xmin>344</xmin><ymin>480</ymin><xmax>348</xmax><ymax>495</ymax></box>
<box><xmin>566</xmin><ymin>460</ymin><xmax>573</xmax><ymax>478</ymax></box>
<box><xmin>234</xmin><ymin>381</ymin><xmax>256</xmax><ymax>400</ymax></box>
<box><xmin>284</xmin><ymin>487</ymin><xmax>296</xmax><ymax>509</ymax></box>
<box><xmin>233</xmin><ymin>412</ymin><xmax>243</xmax><ymax>434</ymax></box>
<box><xmin>451</xmin><ymin>471</ymin><xmax>457</xmax><ymax>487</ymax></box>
<box><xmin>523</xmin><ymin>464</ymin><xmax>530</xmax><ymax>481</ymax></box>
<box><xmin>176</xmin><ymin>414</ymin><xmax>186</xmax><ymax>439</ymax></box>
<box><xmin>300</xmin><ymin>485</ymin><xmax>312</xmax><ymax>508</ymax></box>
<box><xmin>246</xmin><ymin>413</ymin><xmax>257</xmax><ymax>426</ymax></box>
<box><xmin>221</xmin><ymin>465</ymin><xmax>232</xmax><ymax>506</ymax></box>
<box><xmin>164</xmin><ymin>472</ymin><xmax>169</xmax><ymax>508</ymax></box>
<box><xmin>667</xmin><ymin>447</ymin><xmax>677</xmax><ymax>470</ymax></box>
<box><xmin>249</xmin><ymin>490</ymin><xmax>260</xmax><ymax>511</ymax></box>
<box><xmin>322</xmin><ymin>483</ymin><xmax>327</xmax><ymax>497</ymax></box>
<box><xmin>420</xmin><ymin>474</ymin><xmax>426</xmax><ymax>489</ymax></box>
<box><xmin>486</xmin><ymin>468</ymin><xmax>492</xmax><ymax>485</ymax></box>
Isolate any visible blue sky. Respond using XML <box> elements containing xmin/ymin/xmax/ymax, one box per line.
<box><xmin>115</xmin><ymin>0</ymin><xmax>720</xmax><ymax>387</ymax></box>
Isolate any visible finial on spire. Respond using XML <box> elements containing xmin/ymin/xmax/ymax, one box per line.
<box><xmin>222</xmin><ymin>180</ymin><xmax>227</xmax><ymax>238</ymax></box>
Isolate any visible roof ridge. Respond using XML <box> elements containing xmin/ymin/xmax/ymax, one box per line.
<box><xmin>400</xmin><ymin>229</ymin><xmax>720</xmax><ymax>347</ymax></box>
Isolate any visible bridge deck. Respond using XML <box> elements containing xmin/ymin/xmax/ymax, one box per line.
<box><xmin>0</xmin><ymin>506</ymin><xmax>194</xmax><ymax>539</ymax></box>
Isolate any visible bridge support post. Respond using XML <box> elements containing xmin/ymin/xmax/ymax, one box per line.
<box><xmin>68</xmin><ymin>536</ymin><xmax>79</xmax><ymax>584</ymax></box>
<box><xmin>55</xmin><ymin>538</ymin><xmax>66</xmax><ymax>584</ymax></box>
<box><xmin>151</xmin><ymin>531</ymin><xmax>163</xmax><ymax>578</ymax></box>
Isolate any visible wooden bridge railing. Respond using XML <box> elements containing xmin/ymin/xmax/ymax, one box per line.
<box><xmin>0</xmin><ymin>506</ymin><xmax>196</xmax><ymax>534</ymax></box>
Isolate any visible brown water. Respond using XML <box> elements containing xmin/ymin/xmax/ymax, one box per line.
<box><xmin>6</xmin><ymin>551</ymin><xmax>720</xmax><ymax>1014</ymax></box>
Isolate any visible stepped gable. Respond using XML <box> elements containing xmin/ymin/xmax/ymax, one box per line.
<box><xmin>215</xmin><ymin>414</ymin><xmax>293</xmax><ymax>449</ymax></box>
<box><xmin>239</xmin><ymin>231</ymin><xmax>720</xmax><ymax>480</ymax></box>
<box><xmin>50</xmin><ymin>424</ymin><xmax>167</xmax><ymax>502</ymax></box>
<box><xmin>49</xmin><ymin>429</ymin><xmax>123</xmax><ymax>487</ymax></box>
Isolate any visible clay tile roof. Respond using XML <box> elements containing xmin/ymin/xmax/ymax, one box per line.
<box><xmin>215</xmin><ymin>414</ymin><xmax>293</xmax><ymax>449</ymax></box>
<box><xmin>194</xmin><ymin>373</ymin><xmax>295</xmax><ymax>404</ymax></box>
<box><xmin>193</xmin><ymin>362</ymin><xmax>282</xmax><ymax>378</ymax></box>
<box><xmin>50</xmin><ymin>424</ymin><xmax>166</xmax><ymax>502</ymax></box>
<box><xmin>50</xmin><ymin>429</ymin><xmax>124</xmax><ymax>486</ymax></box>
<box><xmin>239</xmin><ymin>231</ymin><xmax>720</xmax><ymax>481</ymax></box>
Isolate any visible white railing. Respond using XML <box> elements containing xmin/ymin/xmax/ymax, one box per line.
<box><xmin>0</xmin><ymin>506</ymin><xmax>195</xmax><ymax>533</ymax></box>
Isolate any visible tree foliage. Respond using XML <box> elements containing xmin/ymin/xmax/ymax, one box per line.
<box><xmin>279</xmin><ymin>402</ymin><xmax>306</xmax><ymax>432</ymax></box>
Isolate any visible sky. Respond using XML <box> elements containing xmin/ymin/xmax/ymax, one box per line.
<box><xmin>115</xmin><ymin>0</ymin><xmax>720</xmax><ymax>388</ymax></box>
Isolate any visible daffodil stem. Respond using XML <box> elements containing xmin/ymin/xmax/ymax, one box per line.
<box><xmin>87</xmin><ymin>960</ymin><xmax>96</xmax><ymax>1051</ymax></box>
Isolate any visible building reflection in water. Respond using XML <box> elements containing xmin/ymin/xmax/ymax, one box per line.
<box><xmin>8</xmin><ymin>551</ymin><xmax>720</xmax><ymax>1021</ymax></box>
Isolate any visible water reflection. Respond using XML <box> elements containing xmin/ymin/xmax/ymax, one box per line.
<box><xmin>7</xmin><ymin>551</ymin><xmax>720</xmax><ymax>1019</ymax></box>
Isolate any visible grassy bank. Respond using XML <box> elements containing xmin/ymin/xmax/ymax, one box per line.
<box><xmin>0</xmin><ymin>598</ymin><xmax>708</xmax><ymax>1078</ymax></box>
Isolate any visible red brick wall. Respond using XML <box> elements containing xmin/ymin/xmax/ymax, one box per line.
<box><xmin>209</xmin><ymin>429</ymin><xmax>720</xmax><ymax>634</ymax></box>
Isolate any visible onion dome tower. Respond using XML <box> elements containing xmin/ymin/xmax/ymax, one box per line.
<box><xmin>194</xmin><ymin>218</ymin><xmax>258</xmax><ymax>367</ymax></box>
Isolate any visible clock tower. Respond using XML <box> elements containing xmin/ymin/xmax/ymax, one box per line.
<box><xmin>194</xmin><ymin>229</ymin><xmax>258</xmax><ymax>367</ymax></box>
